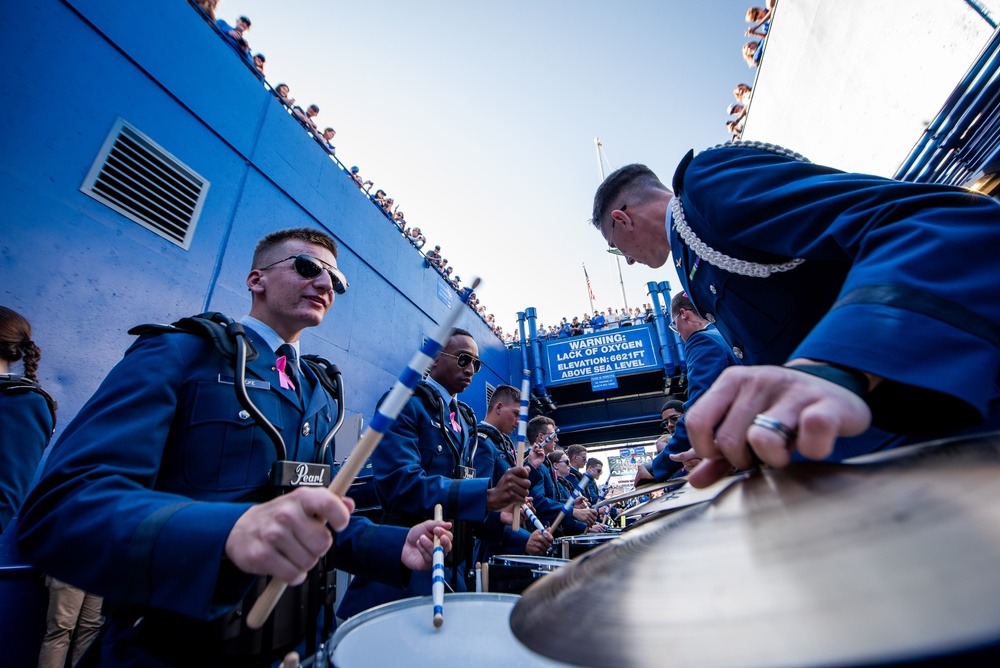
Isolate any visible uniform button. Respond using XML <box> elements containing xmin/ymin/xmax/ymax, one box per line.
<box><xmin>302</xmin><ymin>422</ymin><xmax>311</xmax><ymax>436</ymax></box>
<box><xmin>732</xmin><ymin>347</ymin><xmax>744</xmax><ymax>359</ymax></box>
<box><xmin>706</xmin><ymin>313</ymin><xmax>716</xmax><ymax>324</ymax></box>
<box><xmin>437</xmin><ymin>445</ymin><xmax>443</xmax><ymax>452</ymax></box>
<box><xmin>709</xmin><ymin>284</ymin><xmax>717</xmax><ymax>295</ymax></box>
<box><xmin>238</xmin><ymin>410</ymin><xmax>250</xmax><ymax>420</ymax></box>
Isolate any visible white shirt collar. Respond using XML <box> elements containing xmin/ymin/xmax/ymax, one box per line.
<box><xmin>423</xmin><ymin>375</ymin><xmax>455</xmax><ymax>405</ymax></box>
<box><xmin>240</xmin><ymin>315</ymin><xmax>300</xmax><ymax>359</ymax></box>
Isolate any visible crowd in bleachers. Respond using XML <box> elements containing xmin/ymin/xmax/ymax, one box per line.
<box><xmin>726</xmin><ymin>1</ymin><xmax>777</xmax><ymax>140</ymax></box>
<box><xmin>187</xmin><ymin>1</ymin><xmax>504</xmax><ymax>340</ymax></box>
<box><xmin>534</xmin><ymin>304</ymin><xmax>665</xmax><ymax>342</ymax></box>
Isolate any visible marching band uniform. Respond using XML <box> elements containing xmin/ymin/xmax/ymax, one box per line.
<box><xmin>528</xmin><ymin>458</ymin><xmax>588</xmax><ymax>535</ymax></box>
<box><xmin>669</xmin><ymin>143</ymin><xmax>1000</xmax><ymax>448</ymax></box>
<box><xmin>471</xmin><ymin>421</ymin><xmax>531</xmax><ymax>563</ymax></box>
<box><xmin>649</xmin><ymin>323</ymin><xmax>740</xmax><ymax>481</ymax></box>
<box><xmin>338</xmin><ymin>378</ymin><xmax>492</xmax><ymax>618</ymax></box>
<box><xmin>17</xmin><ymin>321</ymin><xmax>409</xmax><ymax>667</ymax></box>
<box><xmin>0</xmin><ymin>374</ymin><xmax>54</xmax><ymax>533</ymax></box>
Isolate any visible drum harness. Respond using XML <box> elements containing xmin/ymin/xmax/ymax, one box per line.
<box><xmin>119</xmin><ymin>312</ymin><xmax>346</xmax><ymax>664</ymax></box>
<box><xmin>473</xmin><ymin>421</ymin><xmax>516</xmax><ymax>474</ymax></box>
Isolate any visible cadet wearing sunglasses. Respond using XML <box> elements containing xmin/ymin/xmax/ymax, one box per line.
<box><xmin>17</xmin><ymin>227</ymin><xmax>452</xmax><ymax>665</ymax></box>
<box><xmin>258</xmin><ymin>253</ymin><xmax>349</xmax><ymax>295</ymax></box>
<box><xmin>438</xmin><ymin>351</ymin><xmax>482</xmax><ymax>373</ymax></box>
<box><xmin>340</xmin><ymin>328</ymin><xmax>531</xmax><ymax>618</ymax></box>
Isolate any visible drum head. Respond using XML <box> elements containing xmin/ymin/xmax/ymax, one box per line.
<box><xmin>329</xmin><ymin>593</ymin><xmax>565</xmax><ymax>666</ymax></box>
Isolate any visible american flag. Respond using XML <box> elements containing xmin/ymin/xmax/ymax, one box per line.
<box><xmin>583</xmin><ymin>264</ymin><xmax>595</xmax><ymax>300</ymax></box>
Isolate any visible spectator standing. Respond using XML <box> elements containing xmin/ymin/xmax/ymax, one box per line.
<box><xmin>38</xmin><ymin>579</ymin><xmax>104</xmax><ymax>668</ymax></box>
<box><xmin>195</xmin><ymin>0</ymin><xmax>219</xmax><ymax>22</ymax></box>
<box><xmin>293</xmin><ymin>104</ymin><xmax>320</xmax><ymax>131</ymax></box>
<box><xmin>252</xmin><ymin>53</ymin><xmax>266</xmax><ymax>77</ymax></box>
<box><xmin>0</xmin><ymin>306</ymin><xmax>54</xmax><ymax>533</ymax></box>
<box><xmin>275</xmin><ymin>83</ymin><xmax>295</xmax><ymax>106</ymax></box>
<box><xmin>216</xmin><ymin>15</ymin><xmax>252</xmax><ymax>60</ymax></box>
<box><xmin>592</xmin><ymin>311</ymin><xmax>607</xmax><ymax>331</ymax></box>
<box><xmin>734</xmin><ymin>83</ymin><xmax>752</xmax><ymax>105</ymax></box>
<box><xmin>318</xmin><ymin>127</ymin><xmax>336</xmax><ymax>154</ymax></box>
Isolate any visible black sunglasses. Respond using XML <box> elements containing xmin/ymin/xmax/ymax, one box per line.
<box><xmin>439</xmin><ymin>351</ymin><xmax>482</xmax><ymax>373</ymax></box>
<box><xmin>660</xmin><ymin>415</ymin><xmax>682</xmax><ymax>430</ymax></box>
<box><xmin>260</xmin><ymin>255</ymin><xmax>349</xmax><ymax>295</ymax></box>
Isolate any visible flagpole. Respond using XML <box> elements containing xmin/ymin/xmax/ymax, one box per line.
<box><xmin>583</xmin><ymin>263</ymin><xmax>595</xmax><ymax>313</ymax></box>
<box><xmin>595</xmin><ymin>137</ymin><xmax>629</xmax><ymax>312</ymax></box>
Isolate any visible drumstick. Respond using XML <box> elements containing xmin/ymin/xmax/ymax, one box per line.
<box><xmin>482</xmin><ymin>561</ymin><xmax>490</xmax><ymax>593</ymax></box>
<box><xmin>432</xmin><ymin>503</ymin><xmax>445</xmax><ymax>628</ymax></box>
<box><xmin>592</xmin><ymin>478</ymin><xmax>687</xmax><ymax>509</ymax></box>
<box><xmin>523</xmin><ymin>504</ymin><xmax>547</xmax><ymax>533</ymax></box>
<box><xmin>247</xmin><ymin>278</ymin><xmax>481</xmax><ymax>630</ymax></box>
<box><xmin>511</xmin><ymin>370</ymin><xmax>531</xmax><ymax>532</ymax></box>
<box><xmin>549</xmin><ymin>473</ymin><xmax>593</xmax><ymax>533</ymax></box>
<box><xmin>475</xmin><ymin>561</ymin><xmax>482</xmax><ymax>593</ymax></box>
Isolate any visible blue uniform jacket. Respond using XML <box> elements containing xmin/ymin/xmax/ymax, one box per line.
<box><xmin>16</xmin><ymin>326</ymin><xmax>408</xmax><ymax>663</ymax></box>
<box><xmin>650</xmin><ymin>325</ymin><xmax>740</xmax><ymax>481</ymax></box>
<box><xmin>338</xmin><ymin>383</ymin><xmax>490</xmax><ymax>618</ymax></box>
<box><xmin>669</xmin><ymin>144</ymin><xmax>1000</xmax><ymax>448</ymax></box>
<box><xmin>0</xmin><ymin>378</ymin><xmax>53</xmax><ymax>534</ymax></box>
<box><xmin>471</xmin><ymin>422</ymin><xmax>531</xmax><ymax>562</ymax></box>
<box><xmin>528</xmin><ymin>460</ymin><xmax>588</xmax><ymax>535</ymax></box>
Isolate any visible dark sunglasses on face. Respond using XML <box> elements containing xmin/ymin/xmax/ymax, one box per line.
<box><xmin>660</xmin><ymin>415</ymin><xmax>681</xmax><ymax>429</ymax></box>
<box><xmin>439</xmin><ymin>351</ymin><xmax>482</xmax><ymax>373</ymax></box>
<box><xmin>260</xmin><ymin>255</ymin><xmax>349</xmax><ymax>295</ymax></box>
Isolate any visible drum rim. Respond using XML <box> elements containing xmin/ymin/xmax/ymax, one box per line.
<box><xmin>329</xmin><ymin>592</ymin><xmax>521</xmax><ymax>650</ymax></box>
<box><xmin>555</xmin><ymin>533</ymin><xmax>620</xmax><ymax>544</ymax></box>
<box><xmin>490</xmin><ymin>555</ymin><xmax>569</xmax><ymax>566</ymax></box>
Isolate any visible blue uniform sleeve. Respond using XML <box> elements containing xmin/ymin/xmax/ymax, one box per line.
<box><xmin>529</xmin><ymin>468</ymin><xmax>587</xmax><ymax>535</ymax></box>
<box><xmin>372</xmin><ymin>396</ymin><xmax>488</xmax><ymax>522</ymax></box>
<box><xmin>335</xmin><ymin>516</ymin><xmax>409</xmax><ymax>588</ymax></box>
<box><xmin>0</xmin><ymin>391</ymin><xmax>52</xmax><ymax>533</ymax></box>
<box><xmin>649</xmin><ymin>328</ymin><xmax>738</xmax><ymax>481</ymax></box>
<box><xmin>682</xmin><ymin>147</ymin><xmax>1000</xmax><ymax>430</ymax></box>
<box><xmin>16</xmin><ymin>334</ymin><xmax>253</xmax><ymax>620</ymax></box>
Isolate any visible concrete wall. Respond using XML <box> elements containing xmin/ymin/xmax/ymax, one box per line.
<box><xmin>0</xmin><ymin>0</ymin><xmax>510</xmax><ymax>442</ymax></box>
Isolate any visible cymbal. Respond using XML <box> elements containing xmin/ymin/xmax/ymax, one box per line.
<box><xmin>622</xmin><ymin>473</ymin><xmax>748</xmax><ymax>517</ymax></box>
<box><xmin>593</xmin><ymin>479</ymin><xmax>687</xmax><ymax>509</ymax></box>
<box><xmin>511</xmin><ymin>432</ymin><xmax>1000</xmax><ymax>667</ymax></box>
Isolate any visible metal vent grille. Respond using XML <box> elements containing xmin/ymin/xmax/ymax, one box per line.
<box><xmin>81</xmin><ymin>119</ymin><xmax>209</xmax><ymax>249</ymax></box>
<box><xmin>485</xmin><ymin>382</ymin><xmax>496</xmax><ymax>407</ymax></box>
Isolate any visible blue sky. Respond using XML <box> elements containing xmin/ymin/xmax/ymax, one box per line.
<box><xmin>231</xmin><ymin>0</ymin><xmax>760</xmax><ymax>332</ymax></box>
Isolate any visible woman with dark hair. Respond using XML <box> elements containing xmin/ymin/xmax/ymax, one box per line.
<box><xmin>0</xmin><ymin>305</ymin><xmax>54</xmax><ymax>534</ymax></box>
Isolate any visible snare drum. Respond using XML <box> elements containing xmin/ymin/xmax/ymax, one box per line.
<box><xmin>486</xmin><ymin>555</ymin><xmax>568</xmax><ymax>594</ymax></box>
<box><xmin>327</xmin><ymin>593</ymin><xmax>564</xmax><ymax>666</ymax></box>
<box><xmin>554</xmin><ymin>532</ymin><xmax>621</xmax><ymax>559</ymax></box>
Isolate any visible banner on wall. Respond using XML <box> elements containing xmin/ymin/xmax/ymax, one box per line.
<box><xmin>545</xmin><ymin>327</ymin><xmax>658</xmax><ymax>385</ymax></box>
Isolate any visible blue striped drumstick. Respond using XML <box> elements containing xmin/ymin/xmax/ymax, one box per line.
<box><xmin>549</xmin><ymin>472</ymin><xmax>593</xmax><ymax>533</ymax></box>
<box><xmin>432</xmin><ymin>503</ymin><xmax>445</xmax><ymax>628</ymax></box>
<box><xmin>523</xmin><ymin>504</ymin><xmax>547</xmax><ymax>533</ymax></box>
<box><xmin>511</xmin><ymin>370</ymin><xmax>531</xmax><ymax>532</ymax></box>
<box><xmin>247</xmin><ymin>278</ymin><xmax>481</xmax><ymax>629</ymax></box>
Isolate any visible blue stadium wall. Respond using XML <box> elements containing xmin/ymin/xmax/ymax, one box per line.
<box><xmin>0</xmin><ymin>0</ymin><xmax>513</xmax><ymax>440</ymax></box>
